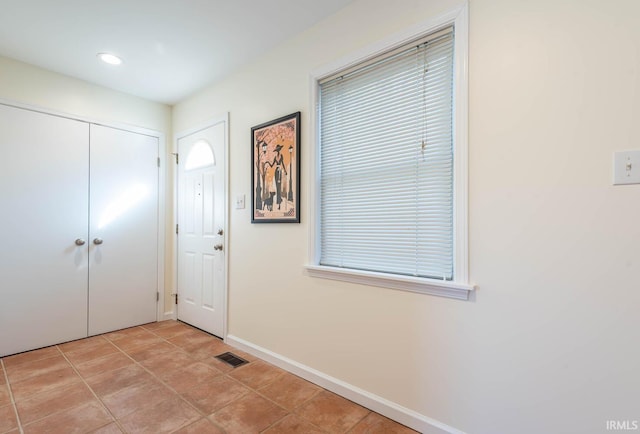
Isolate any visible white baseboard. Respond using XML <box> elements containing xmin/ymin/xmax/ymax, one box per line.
<box><xmin>162</xmin><ymin>311</ymin><xmax>176</xmax><ymax>321</ymax></box>
<box><xmin>225</xmin><ymin>335</ymin><xmax>465</xmax><ymax>434</ymax></box>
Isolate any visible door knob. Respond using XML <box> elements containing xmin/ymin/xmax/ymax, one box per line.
<box><xmin>93</xmin><ymin>238</ymin><xmax>104</xmax><ymax>245</ymax></box>
<box><xmin>214</xmin><ymin>244</ymin><xmax>223</xmax><ymax>251</ymax></box>
<box><xmin>75</xmin><ymin>238</ymin><xmax>86</xmax><ymax>246</ymax></box>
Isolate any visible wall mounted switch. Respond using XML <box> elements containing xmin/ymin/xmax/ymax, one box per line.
<box><xmin>235</xmin><ymin>194</ymin><xmax>245</xmax><ymax>209</ymax></box>
<box><xmin>613</xmin><ymin>150</ymin><xmax>640</xmax><ymax>185</ymax></box>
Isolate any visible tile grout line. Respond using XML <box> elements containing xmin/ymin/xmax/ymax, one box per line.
<box><xmin>148</xmin><ymin>322</ymin><xmax>333</xmax><ymax>433</ymax></box>
<box><xmin>256</xmin><ymin>412</ymin><xmax>289</xmax><ymax>433</ymax></box>
<box><xmin>56</xmin><ymin>341</ymin><xmax>129</xmax><ymax>434</ymax></box>
<box><xmin>5</xmin><ymin>326</ymin><xmax>225</xmax><ymax>433</ymax></box>
<box><xmin>199</xmin><ymin>374</ymin><xmax>253</xmax><ymax>430</ymax></box>
<box><xmin>1</xmin><ymin>358</ymin><xmax>25</xmax><ymax>434</ymax></box>
<box><xmin>273</xmin><ymin>387</ymin><xmax>328</xmax><ymax>433</ymax></box>
<box><xmin>4</xmin><ymin>322</ymin><xmax>375</xmax><ymax>434</ymax></box>
<box><xmin>344</xmin><ymin>410</ymin><xmax>373</xmax><ymax>434</ymax></box>
<box><xmin>143</xmin><ymin>326</ymin><xmax>266</xmax><ymax>433</ymax></box>
<box><xmin>142</xmin><ymin>323</ymin><xmax>289</xmax><ymax>432</ymax></box>
<box><xmin>4</xmin><ymin>342</ymin><xmax>110</xmax><ymax>430</ymax></box>
<box><xmin>106</xmin><ymin>325</ymin><xmax>230</xmax><ymax>431</ymax></box>
<box><xmin>97</xmin><ymin>330</ymin><xmax>195</xmax><ymax>431</ymax></box>
<box><xmin>56</xmin><ymin>342</ymin><xmax>126</xmax><ymax>433</ymax></box>
<box><xmin>225</xmin><ymin>360</ymin><xmax>332</xmax><ymax>432</ymax></box>
<box><xmin>58</xmin><ymin>332</ymin><xmax>157</xmax><ymax>431</ymax></box>
<box><xmin>101</xmin><ymin>326</ymin><xmax>280</xmax><ymax>433</ymax></box>
<box><xmin>255</xmin><ymin>387</ymin><xmax>330</xmax><ymax>434</ymax></box>
<box><xmin>254</xmin><ymin>375</ymin><xmax>323</xmax><ymax>410</ymax></box>
<box><xmin>228</xmin><ymin>355</ymin><xmax>375</xmax><ymax>433</ymax></box>
<box><xmin>152</xmin><ymin>323</ymin><xmax>364</xmax><ymax>434</ymax></box>
<box><xmin>229</xmin><ymin>359</ymin><xmax>373</xmax><ymax>433</ymax></box>
<box><xmin>202</xmin><ymin>358</ymin><xmax>327</xmax><ymax>432</ymax></box>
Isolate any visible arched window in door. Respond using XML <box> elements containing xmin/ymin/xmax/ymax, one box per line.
<box><xmin>185</xmin><ymin>139</ymin><xmax>215</xmax><ymax>170</ymax></box>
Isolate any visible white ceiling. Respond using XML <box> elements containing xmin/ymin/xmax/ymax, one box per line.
<box><xmin>0</xmin><ymin>0</ymin><xmax>353</xmax><ymax>105</ymax></box>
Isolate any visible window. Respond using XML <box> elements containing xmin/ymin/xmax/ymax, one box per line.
<box><xmin>307</xmin><ymin>5</ymin><xmax>472</xmax><ymax>300</ymax></box>
<box><xmin>185</xmin><ymin>139</ymin><xmax>215</xmax><ymax>170</ymax></box>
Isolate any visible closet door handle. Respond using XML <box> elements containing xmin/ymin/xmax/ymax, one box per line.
<box><xmin>93</xmin><ymin>238</ymin><xmax>103</xmax><ymax>245</ymax></box>
<box><xmin>75</xmin><ymin>238</ymin><xmax>86</xmax><ymax>246</ymax></box>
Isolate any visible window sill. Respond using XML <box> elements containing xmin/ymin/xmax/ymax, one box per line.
<box><xmin>305</xmin><ymin>265</ymin><xmax>475</xmax><ymax>300</ymax></box>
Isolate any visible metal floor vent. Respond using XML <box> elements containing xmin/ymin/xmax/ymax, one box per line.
<box><xmin>215</xmin><ymin>352</ymin><xmax>249</xmax><ymax>368</ymax></box>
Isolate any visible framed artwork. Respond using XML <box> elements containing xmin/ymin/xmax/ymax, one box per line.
<box><xmin>251</xmin><ymin>111</ymin><xmax>301</xmax><ymax>223</ymax></box>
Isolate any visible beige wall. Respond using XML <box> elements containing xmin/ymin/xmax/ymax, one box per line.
<box><xmin>173</xmin><ymin>0</ymin><xmax>640</xmax><ymax>433</ymax></box>
<box><xmin>0</xmin><ymin>56</ymin><xmax>170</xmax><ymax>131</ymax></box>
<box><xmin>0</xmin><ymin>55</ymin><xmax>175</xmax><ymax>312</ymax></box>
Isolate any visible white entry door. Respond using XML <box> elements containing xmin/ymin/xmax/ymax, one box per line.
<box><xmin>0</xmin><ymin>104</ymin><xmax>89</xmax><ymax>357</ymax></box>
<box><xmin>88</xmin><ymin>124</ymin><xmax>159</xmax><ymax>335</ymax></box>
<box><xmin>177</xmin><ymin>119</ymin><xmax>226</xmax><ymax>337</ymax></box>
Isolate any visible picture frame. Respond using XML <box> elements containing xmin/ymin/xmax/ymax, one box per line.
<box><xmin>251</xmin><ymin>111</ymin><xmax>301</xmax><ymax>223</ymax></box>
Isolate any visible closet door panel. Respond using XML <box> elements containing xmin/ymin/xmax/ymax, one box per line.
<box><xmin>88</xmin><ymin>124</ymin><xmax>158</xmax><ymax>335</ymax></box>
<box><xmin>0</xmin><ymin>104</ymin><xmax>89</xmax><ymax>357</ymax></box>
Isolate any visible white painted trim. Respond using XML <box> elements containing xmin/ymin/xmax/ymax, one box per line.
<box><xmin>162</xmin><ymin>311</ymin><xmax>175</xmax><ymax>321</ymax></box>
<box><xmin>307</xmin><ymin>75</ymin><xmax>322</xmax><ymax>264</ymax></box>
<box><xmin>307</xmin><ymin>2</ymin><xmax>474</xmax><ymax>300</ymax></box>
<box><xmin>0</xmin><ymin>98</ymin><xmax>167</xmax><ymax>323</ymax></box>
<box><xmin>222</xmin><ymin>113</ymin><xmax>230</xmax><ymax>340</ymax></box>
<box><xmin>453</xmin><ymin>3</ymin><xmax>469</xmax><ymax>285</ymax></box>
<box><xmin>0</xmin><ymin>97</ymin><xmax>160</xmax><ymax>138</ymax></box>
<box><xmin>305</xmin><ymin>265</ymin><xmax>473</xmax><ymax>300</ymax></box>
<box><xmin>170</xmin><ymin>122</ymin><xmax>180</xmax><ymax>321</ymax></box>
<box><xmin>174</xmin><ymin>113</ymin><xmax>230</xmax><ymax>339</ymax></box>
<box><xmin>226</xmin><ymin>335</ymin><xmax>466</xmax><ymax>434</ymax></box>
<box><xmin>156</xmin><ymin>131</ymin><xmax>167</xmax><ymax>322</ymax></box>
<box><xmin>175</xmin><ymin>115</ymin><xmax>228</xmax><ymax>142</ymax></box>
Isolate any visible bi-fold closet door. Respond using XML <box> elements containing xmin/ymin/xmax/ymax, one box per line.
<box><xmin>0</xmin><ymin>104</ymin><xmax>158</xmax><ymax>357</ymax></box>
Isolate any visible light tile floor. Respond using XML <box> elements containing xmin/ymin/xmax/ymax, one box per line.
<box><xmin>0</xmin><ymin>321</ymin><xmax>417</xmax><ymax>434</ymax></box>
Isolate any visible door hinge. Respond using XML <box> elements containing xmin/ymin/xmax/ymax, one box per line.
<box><xmin>176</xmin><ymin>224</ymin><xmax>179</xmax><ymax>235</ymax></box>
<box><xmin>156</xmin><ymin>292</ymin><xmax>159</xmax><ymax>301</ymax></box>
<box><xmin>175</xmin><ymin>293</ymin><xmax>178</xmax><ymax>305</ymax></box>
<box><xmin>171</xmin><ymin>153</ymin><xmax>179</xmax><ymax>164</ymax></box>
<box><xmin>157</xmin><ymin>157</ymin><xmax>160</xmax><ymax>167</ymax></box>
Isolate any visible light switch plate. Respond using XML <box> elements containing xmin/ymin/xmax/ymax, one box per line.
<box><xmin>613</xmin><ymin>150</ymin><xmax>640</xmax><ymax>185</ymax></box>
<box><xmin>235</xmin><ymin>194</ymin><xmax>245</xmax><ymax>209</ymax></box>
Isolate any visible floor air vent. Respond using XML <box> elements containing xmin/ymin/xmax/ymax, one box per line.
<box><xmin>215</xmin><ymin>352</ymin><xmax>249</xmax><ymax>368</ymax></box>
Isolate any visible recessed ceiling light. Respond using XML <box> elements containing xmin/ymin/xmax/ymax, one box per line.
<box><xmin>97</xmin><ymin>53</ymin><xmax>122</xmax><ymax>65</ymax></box>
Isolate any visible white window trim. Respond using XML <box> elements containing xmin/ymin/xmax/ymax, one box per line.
<box><xmin>306</xmin><ymin>2</ymin><xmax>474</xmax><ymax>300</ymax></box>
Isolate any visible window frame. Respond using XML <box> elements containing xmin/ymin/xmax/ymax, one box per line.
<box><xmin>306</xmin><ymin>2</ymin><xmax>473</xmax><ymax>300</ymax></box>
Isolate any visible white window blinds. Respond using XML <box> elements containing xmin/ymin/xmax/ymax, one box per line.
<box><xmin>319</xmin><ymin>26</ymin><xmax>455</xmax><ymax>280</ymax></box>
